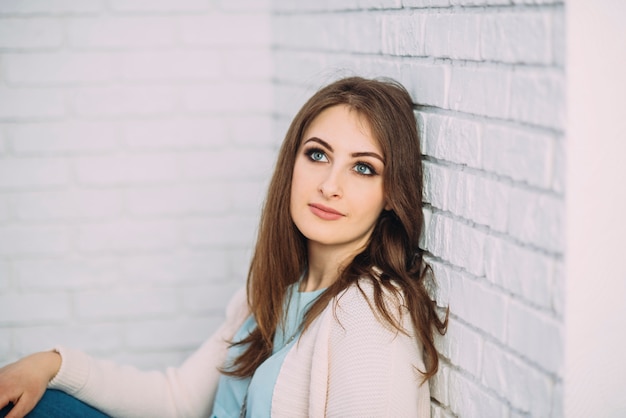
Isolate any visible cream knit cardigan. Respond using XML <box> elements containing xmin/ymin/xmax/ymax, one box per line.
<box><xmin>49</xmin><ymin>283</ymin><xmax>431</xmax><ymax>417</ymax></box>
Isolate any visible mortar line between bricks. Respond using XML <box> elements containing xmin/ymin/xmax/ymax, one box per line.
<box><xmin>439</xmin><ymin>311</ymin><xmax>564</xmax><ymax>381</ymax></box>
<box><xmin>421</xmin><ymin>156</ymin><xmax>565</xmax><ymax>197</ymax></box>
<box><xmin>271</xmin><ymin>46</ymin><xmax>565</xmax><ymax>71</ymax></box>
<box><xmin>425</xmin><ymin>206</ymin><xmax>564</xmax><ymax>259</ymax></box>
<box><xmin>272</xmin><ymin>3</ymin><xmax>565</xmax><ymax>16</ymax></box>
<box><xmin>423</xmin><ymin>251</ymin><xmax>564</xmax><ymax>318</ymax></box>
<box><xmin>414</xmin><ymin>105</ymin><xmax>565</xmax><ymax>136</ymax></box>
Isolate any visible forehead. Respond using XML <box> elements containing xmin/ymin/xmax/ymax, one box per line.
<box><xmin>301</xmin><ymin>104</ymin><xmax>382</xmax><ymax>152</ymax></box>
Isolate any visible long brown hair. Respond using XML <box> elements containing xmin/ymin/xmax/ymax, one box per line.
<box><xmin>224</xmin><ymin>76</ymin><xmax>448</xmax><ymax>380</ymax></box>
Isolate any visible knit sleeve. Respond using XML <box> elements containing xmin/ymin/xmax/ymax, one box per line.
<box><xmin>48</xmin><ymin>287</ymin><xmax>249</xmax><ymax>418</ymax></box>
<box><xmin>324</xmin><ymin>284</ymin><xmax>431</xmax><ymax>417</ymax></box>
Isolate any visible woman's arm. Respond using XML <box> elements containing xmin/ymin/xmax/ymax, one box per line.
<box><xmin>0</xmin><ymin>287</ymin><xmax>248</xmax><ymax>418</ymax></box>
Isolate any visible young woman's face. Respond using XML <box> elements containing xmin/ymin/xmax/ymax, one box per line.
<box><xmin>290</xmin><ymin>104</ymin><xmax>389</xmax><ymax>254</ymax></box>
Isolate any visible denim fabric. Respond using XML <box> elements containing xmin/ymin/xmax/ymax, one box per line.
<box><xmin>0</xmin><ymin>389</ymin><xmax>109</xmax><ymax>418</ymax></box>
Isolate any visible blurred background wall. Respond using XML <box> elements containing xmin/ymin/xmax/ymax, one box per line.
<box><xmin>3</xmin><ymin>0</ymin><xmax>622</xmax><ymax>417</ymax></box>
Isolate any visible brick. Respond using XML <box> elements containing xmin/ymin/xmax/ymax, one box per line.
<box><xmin>0</xmin><ymin>1</ymin><xmax>103</xmax><ymax>14</ymax></box>
<box><xmin>179</xmin><ymin>148</ymin><xmax>275</xmax><ymax>181</ymax></box>
<box><xmin>72</xmin><ymin>85</ymin><xmax>178</xmax><ymax>117</ymax></box>
<box><xmin>76</xmin><ymin>220</ymin><xmax>181</xmax><ymax>253</ymax></box>
<box><xmin>507</xmin><ymin>300</ymin><xmax>563</xmax><ymax>374</ymax></box>
<box><xmin>180</xmin><ymin>14</ymin><xmax>270</xmax><ymax>47</ymax></box>
<box><xmin>464</xmin><ymin>174</ymin><xmax>510</xmax><ymax>232</ymax></box>
<box><xmin>183</xmin><ymin>216</ymin><xmax>258</xmax><ymax>248</ymax></box>
<box><xmin>0</xmin><ymin>225</ymin><xmax>69</xmax><ymax>256</ymax></box>
<box><xmin>13</xmin><ymin>323</ymin><xmax>120</xmax><ymax>357</ymax></box>
<box><xmin>122</xmin><ymin>118</ymin><xmax>228</xmax><ymax>150</ymax></box>
<box><xmin>551</xmin><ymin>136</ymin><xmax>565</xmax><ymax>193</ymax></box>
<box><xmin>180</xmin><ymin>283</ymin><xmax>241</xmax><ymax>314</ymax></box>
<box><xmin>0</xmin><ymin>87</ymin><xmax>65</xmax><ymax>119</ymax></box>
<box><xmin>429</xmin><ymin>363</ymin><xmax>450</xmax><ymax>405</ymax></box>
<box><xmin>422</xmin><ymin>113</ymin><xmax>482</xmax><ymax>168</ymax></box>
<box><xmin>482</xmin><ymin>342</ymin><xmax>553</xmax><ymax>416</ymax></box>
<box><xmin>449</xmin><ymin>65</ymin><xmax>510</xmax><ymax>119</ymax></box>
<box><xmin>227</xmin><ymin>115</ymin><xmax>275</xmax><ymax>147</ymax></box>
<box><xmin>403</xmin><ymin>0</ymin><xmax>450</xmax><ymax>6</ymax></box>
<box><xmin>426</xmin><ymin>213</ymin><xmax>486</xmax><ymax>276</ymax></box>
<box><xmin>426</xmin><ymin>257</ymin><xmax>451</xmax><ymax>308</ymax></box>
<box><xmin>0</xmin><ymin>157</ymin><xmax>69</xmax><ymax>189</ymax></box>
<box><xmin>448</xmin><ymin>273</ymin><xmax>508</xmax><ymax>342</ymax></box>
<box><xmin>506</xmin><ymin>188</ymin><xmax>564</xmax><ymax>252</ymax></box>
<box><xmin>14</xmin><ymin>256</ymin><xmax>118</xmax><ymax>290</ymax></box>
<box><xmin>126</xmin><ymin>183</ymin><xmax>229</xmax><ymax>216</ymax></box>
<box><xmin>75</xmin><ymin>154</ymin><xmax>180</xmax><ymax>186</ymax></box>
<box><xmin>481</xmin><ymin>11</ymin><xmax>552</xmax><ymax>64</ymax></box>
<box><xmin>552</xmin><ymin>261</ymin><xmax>564</xmax><ymax>316</ymax></box>
<box><xmin>13</xmin><ymin>189</ymin><xmax>123</xmax><ymax>220</ymax></box>
<box><xmin>0</xmin><ymin>259</ymin><xmax>10</xmax><ymax>290</ymax></box>
<box><xmin>118</xmin><ymin>50</ymin><xmax>222</xmax><ymax>81</ymax></box>
<box><xmin>400</xmin><ymin>62</ymin><xmax>449</xmax><ymax>108</ymax></box>
<box><xmin>75</xmin><ymin>287</ymin><xmax>178</xmax><ymax>320</ymax></box>
<box><xmin>448</xmin><ymin>369</ymin><xmax>507</xmax><ymax>418</ymax></box>
<box><xmin>0</xmin><ymin>18</ymin><xmax>63</xmax><ymax>48</ymax></box>
<box><xmin>509</xmin><ymin>69</ymin><xmax>565</xmax><ymax>130</ymax></box>
<box><xmin>217</xmin><ymin>0</ymin><xmax>272</xmax><ymax>11</ymax></box>
<box><xmin>342</xmin><ymin>14</ymin><xmax>383</xmax><ymax>54</ymax></box>
<box><xmin>183</xmin><ymin>82</ymin><xmax>272</xmax><ymax>114</ymax></box>
<box><xmin>0</xmin><ymin>329</ymin><xmax>11</xmax><ymax>360</ymax></box>
<box><xmin>359</xmin><ymin>0</ymin><xmax>402</xmax><ymax>7</ymax></box>
<box><xmin>0</xmin><ymin>292</ymin><xmax>70</xmax><ymax>324</ymax></box>
<box><xmin>0</xmin><ymin>194</ymin><xmax>9</xmax><ymax>222</ymax></box>
<box><xmin>227</xmin><ymin>181</ymin><xmax>268</xmax><ymax>215</ymax></box>
<box><xmin>222</xmin><ymin>48</ymin><xmax>272</xmax><ymax>80</ymax></box>
<box><xmin>67</xmin><ymin>17</ymin><xmax>176</xmax><ymax>48</ymax></box>
<box><xmin>3</xmin><ymin>52</ymin><xmax>114</xmax><ymax>84</ymax></box>
<box><xmin>481</xmin><ymin>124</ymin><xmax>554</xmax><ymax>188</ymax></box>
<box><xmin>109</xmin><ymin>0</ymin><xmax>211</xmax><ymax>12</ymax></box>
<box><xmin>8</xmin><ymin>121</ymin><xmax>119</xmax><ymax>155</ymax></box>
<box><xmin>451</xmin><ymin>0</ymin><xmax>509</xmax><ymax>4</ymax></box>
<box><xmin>124</xmin><ymin>316</ymin><xmax>221</xmax><ymax>349</ymax></box>
<box><xmin>119</xmin><ymin>250</ymin><xmax>230</xmax><ymax>284</ymax></box>
<box><xmin>227</xmin><ymin>248</ymin><xmax>254</xmax><ymax>283</ymax></box>
<box><xmin>434</xmin><ymin>317</ymin><xmax>483</xmax><ymax>377</ymax></box>
<box><xmin>424</xmin><ymin>12</ymin><xmax>481</xmax><ymax>60</ymax></box>
<box><xmin>552</xmin><ymin>8</ymin><xmax>565</xmax><ymax>68</ymax></box>
<box><xmin>484</xmin><ymin>236</ymin><xmax>554</xmax><ymax>309</ymax></box>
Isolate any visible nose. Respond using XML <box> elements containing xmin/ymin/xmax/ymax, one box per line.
<box><xmin>318</xmin><ymin>167</ymin><xmax>343</xmax><ymax>199</ymax></box>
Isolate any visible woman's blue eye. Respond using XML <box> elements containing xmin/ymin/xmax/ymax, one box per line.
<box><xmin>308</xmin><ymin>149</ymin><xmax>327</xmax><ymax>162</ymax></box>
<box><xmin>354</xmin><ymin>163</ymin><xmax>374</xmax><ymax>175</ymax></box>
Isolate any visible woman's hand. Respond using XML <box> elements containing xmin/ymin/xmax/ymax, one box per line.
<box><xmin>0</xmin><ymin>351</ymin><xmax>61</xmax><ymax>418</ymax></box>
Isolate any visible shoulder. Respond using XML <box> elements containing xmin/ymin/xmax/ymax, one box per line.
<box><xmin>330</xmin><ymin>279</ymin><xmax>411</xmax><ymax>335</ymax></box>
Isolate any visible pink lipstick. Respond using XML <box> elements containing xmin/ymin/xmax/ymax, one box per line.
<box><xmin>309</xmin><ymin>203</ymin><xmax>344</xmax><ymax>220</ymax></box>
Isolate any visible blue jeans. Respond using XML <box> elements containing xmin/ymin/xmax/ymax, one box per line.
<box><xmin>0</xmin><ymin>389</ymin><xmax>109</xmax><ymax>417</ymax></box>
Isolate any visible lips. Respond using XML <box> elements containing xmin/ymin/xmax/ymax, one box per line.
<box><xmin>308</xmin><ymin>203</ymin><xmax>345</xmax><ymax>220</ymax></box>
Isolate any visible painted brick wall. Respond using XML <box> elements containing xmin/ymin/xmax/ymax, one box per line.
<box><xmin>272</xmin><ymin>1</ymin><xmax>565</xmax><ymax>417</ymax></box>
<box><xmin>0</xmin><ymin>0</ymin><xmax>566</xmax><ymax>416</ymax></box>
<box><xmin>0</xmin><ymin>0</ymin><xmax>273</xmax><ymax>370</ymax></box>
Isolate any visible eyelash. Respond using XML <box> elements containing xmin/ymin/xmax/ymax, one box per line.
<box><xmin>303</xmin><ymin>147</ymin><xmax>378</xmax><ymax>176</ymax></box>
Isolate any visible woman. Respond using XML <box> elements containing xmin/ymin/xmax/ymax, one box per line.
<box><xmin>0</xmin><ymin>76</ymin><xmax>447</xmax><ymax>417</ymax></box>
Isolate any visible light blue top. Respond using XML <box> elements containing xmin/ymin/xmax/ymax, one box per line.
<box><xmin>211</xmin><ymin>284</ymin><xmax>325</xmax><ymax>418</ymax></box>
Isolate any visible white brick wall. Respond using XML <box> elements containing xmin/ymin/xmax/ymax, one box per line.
<box><xmin>0</xmin><ymin>1</ymin><xmax>273</xmax><ymax>370</ymax></box>
<box><xmin>273</xmin><ymin>1</ymin><xmax>564</xmax><ymax>417</ymax></box>
<box><xmin>0</xmin><ymin>0</ymin><xmax>569</xmax><ymax>416</ymax></box>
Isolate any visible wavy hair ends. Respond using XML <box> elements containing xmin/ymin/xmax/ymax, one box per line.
<box><xmin>221</xmin><ymin>76</ymin><xmax>448</xmax><ymax>381</ymax></box>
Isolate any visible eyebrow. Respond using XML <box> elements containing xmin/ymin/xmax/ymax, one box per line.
<box><xmin>303</xmin><ymin>137</ymin><xmax>385</xmax><ymax>164</ymax></box>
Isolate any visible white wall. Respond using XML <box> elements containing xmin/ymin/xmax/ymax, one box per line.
<box><xmin>272</xmin><ymin>1</ymin><xmax>565</xmax><ymax>416</ymax></box>
<box><xmin>0</xmin><ymin>0</ymin><xmax>274</xmax><ymax>370</ymax></box>
<box><xmin>0</xmin><ymin>0</ymin><xmax>574</xmax><ymax>416</ymax></box>
<box><xmin>565</xmin><ymin>0</ymin><xmax>626</xmax><ymax>416</ymax></box>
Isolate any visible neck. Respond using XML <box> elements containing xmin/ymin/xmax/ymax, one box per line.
<box><xmin>301</xmin><ymin>242</ymin><xmax>362</xmax><ymax>292</ymax></box>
